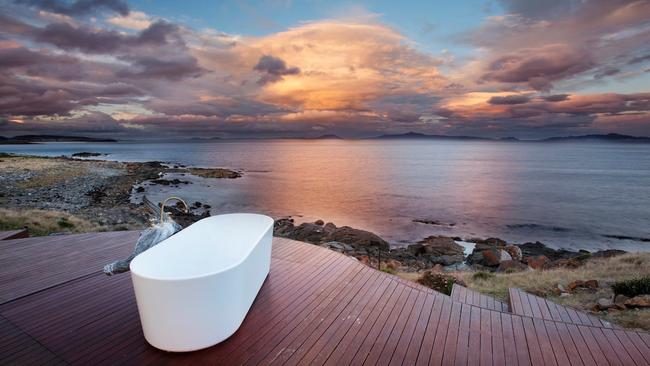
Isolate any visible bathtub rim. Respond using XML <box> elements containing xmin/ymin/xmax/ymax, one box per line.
<box><xmin>129</xmin><ymin>213</ymin><xmax>274</xmax><ymax>282</ymax></box>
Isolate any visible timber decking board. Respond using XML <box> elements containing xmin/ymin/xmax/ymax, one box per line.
<box><xmin>0</xmin><ymin>232</ymin><xmax>648</xmax><ymax>365</ymax></box>
<box><xmin>0</xmin><ymin>229</ymin><xmax>29</xmax><ymax>241</ymax></box>
<box><xmin>451</xmin><ymin>283</ymin><xmax>510</xmax><ymax>312</ymax></box>
<box><xmin>509</xmin><ymin>288</ymin><xmax>621</xmax><ymax>330</ymax></box>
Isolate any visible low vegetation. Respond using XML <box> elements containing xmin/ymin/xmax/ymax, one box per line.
<box><xmin>453</xmin><ymin>252</ymin><xmax>650</xmax><ymax>330</ymax></box>
<box><xmin>417</xmin><ymin>271</ymin><xmax>465</xmax><ymax>296</ymax></box>
<box><xmin>0</xmin><ymin>208</ymin><xmax>104</xmax><ymax>236</ymax></box>
<box><xmin>611</xmin><ymin>277</ymin><xmax>650</xmax><ymax>298</ymax></box>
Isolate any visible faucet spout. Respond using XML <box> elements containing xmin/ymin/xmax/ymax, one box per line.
<box><xmin>160</xmin><ymin>196</ymin><xmax>189</xmax><ymax>222</ymax></box>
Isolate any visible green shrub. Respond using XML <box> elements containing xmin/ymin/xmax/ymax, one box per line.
<box><xmin>611</xmin><ymin>277</ymin><xmax>650</xmax><ymax>297</ymax></box>
<box><xmin>472</xmin><ymin>271</ymin><xmax>495</xmax><ymax>281</ymax></box>
<box><xmin>418</xmin><ymin>271</ymin><xmax>465</xmax><ymax>295</ymax></box>
<box><xmin>57</xmin><ymin>217</ymin><xmax>75</xmax><ymax>229</ymax></box>
<box><xmin>381</xmin><ymin>267</ymin><xmax>396</xmax><ymax>275</ymax></box>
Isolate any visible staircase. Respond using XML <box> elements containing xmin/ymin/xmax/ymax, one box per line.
<box><xmin>451</xmin><ymin>284</ymin><xmax>621</xmax><ymax>329</ymax></box>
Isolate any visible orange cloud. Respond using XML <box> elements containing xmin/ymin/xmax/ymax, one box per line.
<box><xmin>191</xmin><ymin>21</ymin><xmax>446</xmax><ymax>114</ymax></box>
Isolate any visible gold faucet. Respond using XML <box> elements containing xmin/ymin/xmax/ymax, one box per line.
<box><xmin>160</xmin><ymin>196</ymin><xmax>189</xmax><ymax>222</ymax></box>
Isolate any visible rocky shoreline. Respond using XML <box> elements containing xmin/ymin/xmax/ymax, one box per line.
<box><xmin>274</xmin><ymin>217</ymin><xmax>627</xmax><ymax>274</ymax></box>
<box><xmin>0</xmin><ymin>152</ymin><xmax>628</xmax><ymax>274</ymax></box>
<box><xmin>0</xmin><ymin>153</ymin><xmax>240</xmax><ymax>230</ymax></box>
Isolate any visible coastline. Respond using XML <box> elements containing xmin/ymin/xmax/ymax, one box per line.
<box><xmin>0</xmin><ymin>152</ymin><xmax>629</xmax><ymax>268</ymax></box>
<box><xmin>0</xmin><ymin>153</ymin><xmax>239</xmax><ymax>233</ymax></box>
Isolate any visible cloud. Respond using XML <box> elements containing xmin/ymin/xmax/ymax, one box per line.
<box><xmin>463</xmin><ymin>1</ymin><xmax>650</xmax><ymax>92</ymax></box>
<box><xmin>488</xmin><ymin>94</ymin><xmax>530</xmax><ymax>105</ymax></box>
<box><xmin>1</xmin><ymin>1</ymin><xmax>649</xmax><ymax>138</ymax></box>
<box><xmin>480</xmin><ymin>44</ymin><xmax>594</xmax><ymax>91</ymax></box>
<box><xmin>541</xmin><ymin>94</ymin><xmax>569</xmax><ymax>102</ymax></box>
<box><xmin>108</xmin><ymin>11</ymin><xmax>151</xmax><ymax>30</ymax></box>
<box><xmin>436</xmin><ymin>91</ymin><xmax>650</xmax><ymax>137</ymax></box>
<box><xmin>253</xmin><ymin>55</ymin><xmax>300</xmax><ymax>85</ymax></box>
<box><xmin>15</xmin><ymin>0</ymin><xmax>129</xmax><ymax>16</ymax></box>
<box><xmin>30</xmin><ymin>19</ymin><xmax>179</xmax><ymax>54</ymax></box>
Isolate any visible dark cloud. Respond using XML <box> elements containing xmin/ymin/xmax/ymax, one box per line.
<box><xmin>146</xmin><ymin>96</ymin><xmax>286</xmax><ymax>118</ymax></box>
<box><xmin>15</xmin><ymin>0</ymin><xmax>129</xmax><ymax>16</ymax></box>
<box><xmin>31</xmin><ymin>20</ymin><xmax>179</xmax><ymax>54</ymax></box>
<box><xmin>437</xmin><ymin>92</ymin><xmax>650</xmax><ymax>138</ymax></box>
<box><xmin>253</xmin><ymin>55</ymin><xmax>300</xmax><ymax>85</ymax></box>
<box><xmin>594</xmin><ymin>67</ymin><xmax>620</xmax><ymax>80</ymax></box>
<box><xmin>480</xmin><ymin>44</ymin><xmax>594</xmax><ymax>91</ymax></box>
<box><xmin>0</xmin><ymin>46</ymin><xmax>89</xmax><ymax>80</ymax></box>
<box><xmin>541</xmin><ymin>94</ymin><xmax>569</xmax><ymax>102</ymax></box>
<box><xmin>488</xmin><ymin>94</ymin><xmax>530</xmax><ymax>105</ymax></box>
<box><xmin>116</xmin><ymin>55</ymin><xmax>205</xmax><ymax>80</ymax></box>
<box><xmin>497</xmin><ymin>0</ymin><xmax>581</xmax><ymax>19</ymax></box>
<box><xmin>628</xmin><ymin>54</ymin><xmax>650</xmax><ymax>65</ymax></box>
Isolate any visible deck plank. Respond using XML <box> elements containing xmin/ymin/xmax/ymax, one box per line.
<box><xmin>509</xmin><ymin>288</ymin><xmax>621</xmax><ymax>330</ymax></box>
<box><xmin>451</xmin><ymin>284</ymin><xmax>510</xmax><ymax>313</ymax></box>
<box><xmin>0</xmin><ymin>229</ymin><xmax>29</xmax><ymax>241</ymax></box>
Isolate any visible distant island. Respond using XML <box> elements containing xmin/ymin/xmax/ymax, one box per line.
<box><xmin>369</xmin><ymin>132</ymin><xmax>650</xmax><ymax>143</ymax></box>
<box><xmin>0</xmin><ymin>135</ymin><xmax>117</xmax><ymax>144</ymax></box>
<box><xmin>371</xmin><ymin>132</ymin><xmax>491</xmax><ymax>141</ymax></box>
<box><xmin>539</xmin><ymin>133</ymin><xmax>650</xmax><ymax>143</ymax></box>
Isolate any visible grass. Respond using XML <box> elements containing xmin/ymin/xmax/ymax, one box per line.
<box><xmin>452</xmin><ymin>252</ymin><xmax>650</xmax><ymax>330</ymax></box>
<box><xmin>0</xmin><ymin>208</ymin><xmax>104</xmax><ymax>236</ymax></box>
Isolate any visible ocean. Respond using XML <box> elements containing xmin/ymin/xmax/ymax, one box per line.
<box><xmin>3</xmin><ymin>139</ymin><xmax>649</xmax><ymax>251</ymax></box>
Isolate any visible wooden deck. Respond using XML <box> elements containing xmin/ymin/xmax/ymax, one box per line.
<box><xmin>1</xmin><ymin>232</ymin><xmax>649</xmax><ymax>365</ymax></box>
<box><xmin>451</xmin><ymin>284</ymin><xmax>510</xmax><ymax>312</ymax></box>
<box><xmin>509</xmin><ymin>288</ymin><xmax>621</xmax><ymax>330</ymax></box>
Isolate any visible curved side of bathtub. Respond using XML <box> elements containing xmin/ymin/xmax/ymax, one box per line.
<box><xmin>130</xmin><ymin>215</ymin><xmax>273</xmax><ymax>352</ymax></box>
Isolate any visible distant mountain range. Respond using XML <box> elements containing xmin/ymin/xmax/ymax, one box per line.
<box><xmin>1</xmin><ymin>133</ymin><xmax>649</xmax><ymax>144</ymax></box>
<box><xmin>538</xmin><ymin>133</ymin><xmax>650</xmax><ymax>142</ymax></box>
<box><xmin>369</xmin><ymin>132</ymin><xmax>650</xmax><ymax>143</ymax></box>
<box><xmin>371</xmin><ymin>132</ymin><xmax>490</xmax><ymax>140</ymax></box>
<box><xmin>0</xmin><ymin>135</ymin><xmax>117</xmax><ymax>144</ymax></box>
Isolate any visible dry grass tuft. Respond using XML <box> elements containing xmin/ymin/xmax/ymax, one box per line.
<box><xmin>0</xmin><ymin>208</ymin><xmax>104</xmax><ymax>236</ymax></box>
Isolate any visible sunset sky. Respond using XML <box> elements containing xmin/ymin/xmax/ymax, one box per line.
<box><xmin>1</xmin><ymin>0</ymin><xmax>649</xmax><ymax>138</ymax></box>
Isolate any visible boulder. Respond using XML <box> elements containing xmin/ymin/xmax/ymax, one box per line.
<box><xmin>406</xmin><ymin>236</ymin><xmax>465</xmax><ymax>266</ymax></box>
<box><xmin>497</xmin><ymin>260</ymin><xmax>529</xmax><ymax>273</ymax></box>
<box><xmin>290</xmin><ymin>222</ymin><xmax>329</xmax><ymax>243</ymax></box>
<box><xmin>524</xmin><ymin>255</ymin><xmax>550</xmax><ymax>270</ymax></box>
<box><xmin>567</xmin><ymin>279</ymin><xmax>599</xmax><ymax>292</ymax></box>
<box><xmin>314</xmin><ymin>219</ymin><xmax>324</xmax><ymax>226</ymax></box>
<box><xmin>482</xmin><ymin>248</ymin><xmax>512</xmax><ymax>266</ymax></box>
<box><xmin>505</xmin><ymin>245</ymin><xmax>523</xmax><ymax>261</ymax></box>
<box><xmin>518</xmin><ymin>241</ymin><xmax>581</xmax><ymax>261</ymax></box>
<box><xmin>614</xmin><ymin>294</ymin><xmax>630</xmax><ymax>306</ymax></box>
<box><xmin>594</xmin><ymin>298</ymin><xmax>615</xmax><ymax>311</ymax></box>
<box><xmin>408</xmin><ymin>236</ymin><xmax>464</xmax><ymax>256</ymax></box>
<box><xmin>624</xmin><ymin>295</ymin><xmax>650</xmax><ymax>308</ymax></box>
<box><xmin>474</xmin><ymin>237</ymin><xmax>507</xmax><ymax>248</ymax></box>
<box><xmin>324</xmin><ymin>226</ymin><xmax>390</xmax><ymax>250</ymax></box>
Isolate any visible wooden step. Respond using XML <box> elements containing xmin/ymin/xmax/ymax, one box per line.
<box><xmin>451</xmin><ymin>284</ymin><xmax>510</xmax><ymax>312</ymax></box>
<box><xmin>0</xmin><ymin>229</ymin><xmax>28</xmax><ymax>241</ymax></box>
<box><xmin>509</xmin><ymin>288</ymin><xmax>620</xmax><ymax>329</ymax></box>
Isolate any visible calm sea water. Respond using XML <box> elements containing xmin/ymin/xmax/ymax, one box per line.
<box><xmin>3</xmin><ymin>139</ymin><xmax>650</xmax><ymax>251</ymax></box>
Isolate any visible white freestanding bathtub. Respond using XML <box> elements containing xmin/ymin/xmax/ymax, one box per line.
<box><xmin>130</xmin><ymin>213</ymin><xmax>274</xmax><ymax>352</ymax></box>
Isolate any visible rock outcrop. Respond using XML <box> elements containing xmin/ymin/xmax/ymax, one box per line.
<box><xmin>406</xmin><ymin>236</ymin><xmax>465</xmax><ymax>266</ymax></box>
